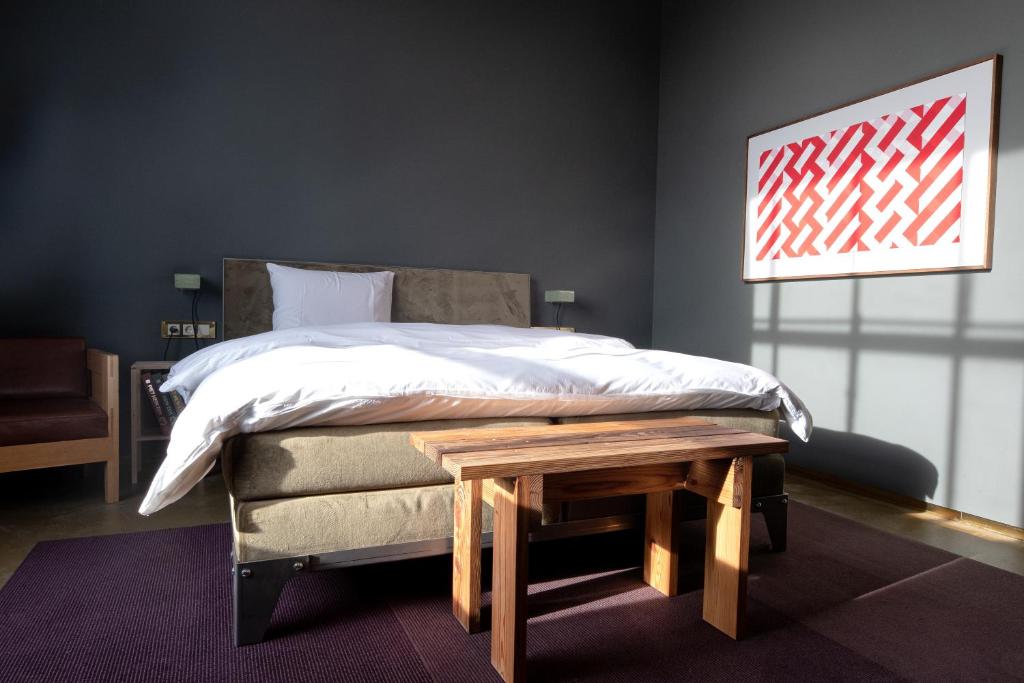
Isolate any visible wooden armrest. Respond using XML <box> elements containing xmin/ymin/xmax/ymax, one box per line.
<box><xmin>87</xmin><ymin>348</ymin><xmax>117</xmax><ymax>367</ymax></box>
<box><xmin>87</xmin><ymin>349</ymin><xmax>119</xmax><ymax>419</ymax></box>
<box><xmin>87</xmin><ymin>349</ymin><xmax>120</xmax><ymax>503</ymax></box>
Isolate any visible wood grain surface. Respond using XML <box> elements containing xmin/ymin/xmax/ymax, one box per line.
<box><xmin>491</xmin><ymin>476</ymin><xmax>530</xmax><ymax>683</ymax></box>
<box><xmin>411</xmin><ymin>417</ymin><xmax>715</xmax><ymax>461</ymax></box>
<box><xmin>439</xmin><ymin>432</ymin><xmax>785</xmax><ymax>480</ymax></box>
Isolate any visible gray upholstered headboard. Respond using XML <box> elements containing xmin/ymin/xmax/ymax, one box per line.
<box><xmin>222</xmin><ymin>258</ymin><xmax>531</xmax><ymax>340</ymax></box>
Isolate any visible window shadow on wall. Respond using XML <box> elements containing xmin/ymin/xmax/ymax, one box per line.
<box><xmin>781</xmin><ymin>426</ymin><xmax>939</xmax><ymax>501</ymax></box>
<box><xmin>752</xmin><ymin>275</ymin><xmax>1024</xmax><ymax>524</ymax></box>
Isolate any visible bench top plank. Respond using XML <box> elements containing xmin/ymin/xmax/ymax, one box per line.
<box><xmin>411</xmin><ymin>416</ymin><xmax>717</xmax><ymax>461</ymax></box>
<box><xmin>419</xmin><ymin>425</ymin><xmax>750</xmax><ymax>464</ymax></box>
<box><xmin>411</xmin><ymin>419</ymin><xmax>787</xmax><ymax>480</ymax></box>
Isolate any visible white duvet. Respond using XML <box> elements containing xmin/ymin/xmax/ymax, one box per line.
<box><xmin>139</xmin><ymin>323</ymin><xmax>811</xmax><ymax>514</ymax></box>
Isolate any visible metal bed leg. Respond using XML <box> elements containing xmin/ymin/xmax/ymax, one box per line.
<box><xmin>233</xmin><ymin>555</ymin><xmax>310</xmax><ymax>646</ymax></box>
<box><xmin>755</xmin><ymin>494</ymin><xmax>788</xmax><ymax>552</ymax></box>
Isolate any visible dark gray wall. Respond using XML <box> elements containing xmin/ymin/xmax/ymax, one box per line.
<box><xmin>655</xmin><ymin>0</ymin><xmax>1024</xmax><ymax>526</ymax></box>
<box><xmin>1</xmin><ymin>1</ymin><xmax>660</xmax><ymax>487</ymax></box>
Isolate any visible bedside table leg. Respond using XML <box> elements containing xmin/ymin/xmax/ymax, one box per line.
<box><xmin>131</xmin><ymin>440</ymin><xmax>139</xmax><ymax>486</ymax></box>
<box><xmin>130</xmin><ymin>366</ymin><xmax>140</xmax><ymax>485</ymax></box>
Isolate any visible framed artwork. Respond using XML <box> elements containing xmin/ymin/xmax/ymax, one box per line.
<box><xmin>742</xmin><ymin>55</ymin><xmax>1001</xmax><ymax>282</ymax></box>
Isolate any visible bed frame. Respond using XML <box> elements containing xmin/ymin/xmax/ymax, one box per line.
<box><xmin>222</xmin><ymin>257</ymin><xmax>531</xmax><ymax>339</ymax></box>
<box><xmin>220</xmin><ymin>257</ymin><xmax>788</xmax><ymax>645</ymax></box>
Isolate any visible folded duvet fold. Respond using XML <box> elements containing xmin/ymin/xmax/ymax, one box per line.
<box><xmin>139</xmin><ymin>323</ymin><xmax>811</xmax><ymax>514</ymax></box>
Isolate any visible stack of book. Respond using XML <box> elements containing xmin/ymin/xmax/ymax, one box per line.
<box><xmin>141</xmin><ymin>371</ymin><xmax>187</xmax><ymax>436</ymax></box>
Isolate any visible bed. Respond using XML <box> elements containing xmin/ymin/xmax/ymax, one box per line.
<box><xmin>142</xmin><ymin>257</ymin><xmax>804</xmax><ymax>645</ymax></box>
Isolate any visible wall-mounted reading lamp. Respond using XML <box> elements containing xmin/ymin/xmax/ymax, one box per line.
<box><xmin>164</xmin><ymin>273</ymin><xmax>202</xmax><ymax>360</ymax></box>
<box><xmin>174</xmin><ymin>273</ymin><xmax>201</xmax><ymax>290</ymax></box>
<box><xmin>544</xmin><ymin>289</ymin><xmax>575</xmax><ymax>329</ymax></box>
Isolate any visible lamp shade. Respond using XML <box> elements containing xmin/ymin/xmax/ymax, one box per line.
<box><xmin>544</xmin><ymin>289</ymin><xmax>575</xmax><ymax>304</ymax></box>
<box><xmin>174</xmin><ymin>273</ymin><xmax>201</xmax><ymax>290</ymax></box>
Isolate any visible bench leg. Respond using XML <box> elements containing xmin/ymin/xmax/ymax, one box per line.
<box><xmin>644</xmin><ymin>490</ymin><xmax>679</xmax><ymax>596</ymax></box>
<box><xmin>491</xmin><ymin>476</ymin><xmax>530</xmax><ymax>683</ymax></box>
<box><xmin>453</xmin><ymin>478</ymin><xmax>482</xmax><ymax>633</ymax></box>
<box><xmin>702</xmin><ymin>456</ymin><xmax>752</xmax><ymax>640</ymax></box>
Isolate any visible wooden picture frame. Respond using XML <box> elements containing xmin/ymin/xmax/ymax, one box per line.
<box><xmin>742</xmin><ymin>55</ymin><xmax>1001</xmax><ymax>283</ymax></box>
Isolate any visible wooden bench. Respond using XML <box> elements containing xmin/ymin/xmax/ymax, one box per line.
<box><xmin>411</xmin><ymin>417</ymin><xmax>789</xmax><ymax>682</ymax></box>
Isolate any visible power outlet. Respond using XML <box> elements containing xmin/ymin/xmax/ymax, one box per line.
<box><xmin>161</xmin><ymin>320</ymin><xmax>216</xmax><ymax>339</ymax></box>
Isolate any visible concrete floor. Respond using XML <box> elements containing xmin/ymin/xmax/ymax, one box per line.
<box><xmin>0</xmin><ymin>463</ymin><xmax>229</xmax><ymax>588</ymax></box>
<box><xmin>1</xmin><ymin>463</ymin><xmax>1022</xmax><ymax>589</ymax></box>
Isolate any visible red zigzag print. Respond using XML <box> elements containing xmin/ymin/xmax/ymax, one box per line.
<box><xmin>755</xmin><ymin>94</ymin><xmax>966</xmax><ymax>262</ymax></box>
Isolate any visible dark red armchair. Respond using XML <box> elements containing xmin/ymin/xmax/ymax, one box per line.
<box><xmin>0</xmin><ymin>338</ymin><xmax>119</xmax><ymax>502</ymax></box>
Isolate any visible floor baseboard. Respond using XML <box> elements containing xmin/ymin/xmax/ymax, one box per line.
<box><xmin>787</xmin><ymin>464</ymin><xmax>1024</xmax><ymax>543</ymax></box>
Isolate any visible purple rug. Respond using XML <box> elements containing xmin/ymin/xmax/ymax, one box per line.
<box><xmin>2</xmin><ymin>502</ymin><xmax>1023</xmax><ymax>682</ymax></box>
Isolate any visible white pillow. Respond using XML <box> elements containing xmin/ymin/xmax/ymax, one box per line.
<box><xmin>267</xmin><ymin>263</ymin><xmax>394</xmax><ymax>330</ymax></box>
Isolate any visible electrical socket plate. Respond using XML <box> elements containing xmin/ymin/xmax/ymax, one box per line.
<box><xmin>161</xmin><ymin>320</ymin><xmax>216</xmax><ymax>339</ymax></box>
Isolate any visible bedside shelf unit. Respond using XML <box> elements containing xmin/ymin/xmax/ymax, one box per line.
<box><xmin>130</xmin><ymin>360</ymin><xmax>176</xmax><ymax>485</ymax></box>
